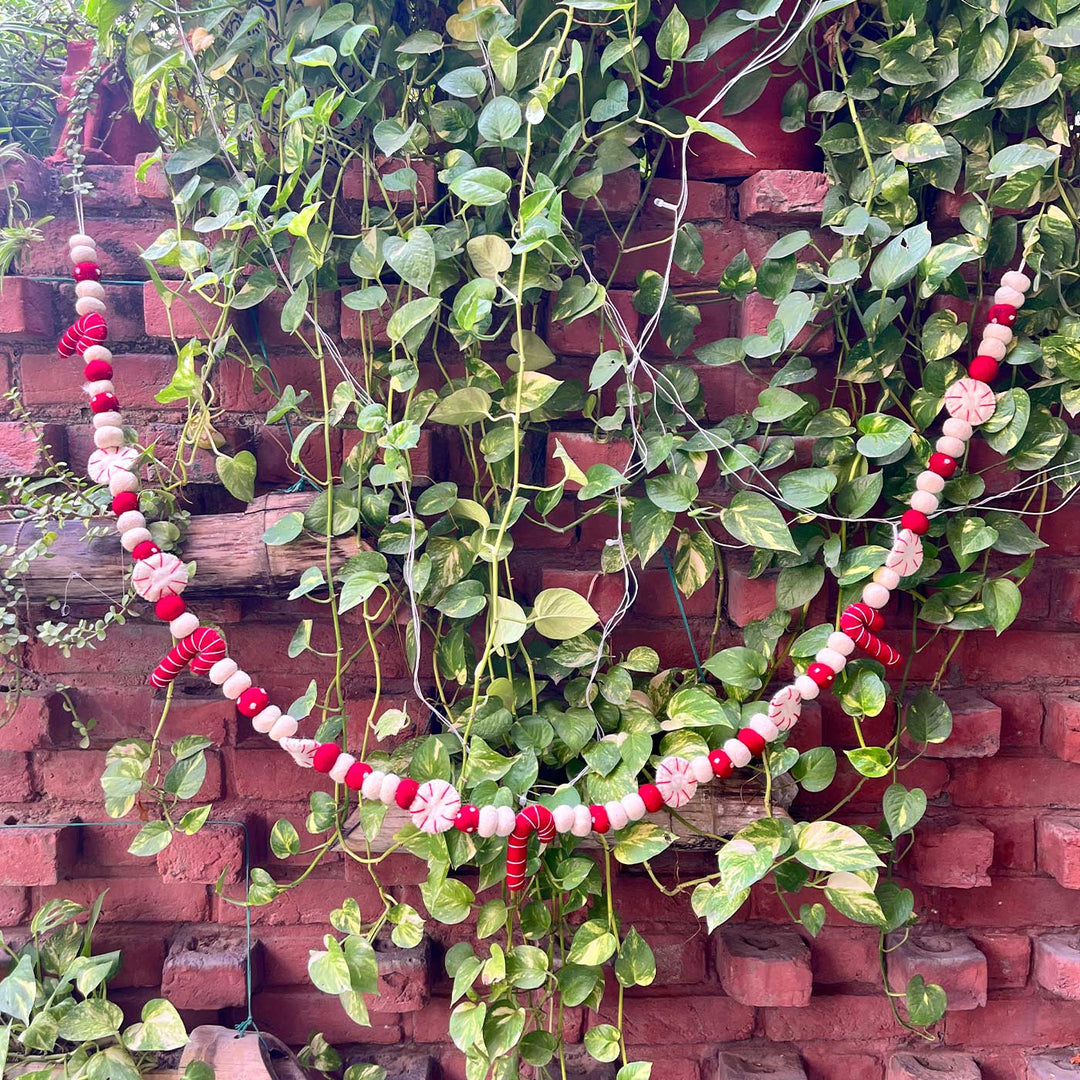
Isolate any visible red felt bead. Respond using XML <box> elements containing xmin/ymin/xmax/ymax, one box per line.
<box><xmin>708</xmin><ymin>748</ymin><xmax>734</xmax><ymax>778</ymax></box>
<box><xmin>987</xmin><ymin>303</ymin><xmax>1017</xmax><ymax>327</ymax></box>
<box><xmin>737</xmin><ymin>728</ymin><xmax>767</xmax><ymax>757</ymax></box>
<box><xmin>455</xmin><ymin>804</ymin><xmax>480</xmax><ymax>833</ymax></box>
<box><xmin>395</xmin><ymin>777</ymin><xmax>420</xmax><ymax>810</ymax></box>
<box><xmin>638</xmin><ymin>783</ymin><xmax>664</xmax><ymax>813</ymax></box>
<box><xmin>131</xmin><ymin>540</ymin><xmax>160</xmax><ymax>561</ymax></box>
<box><xmin>84</xmin><ymin>359</ymin><xmax>113</xmax><ymax>382</ymax></box>
<box><xmin>927</xmin><ymin>452</ymin><xmax>957</xmax><ymax>478</ymax></box>
<box><xmin>807</xmin><ymin>662</ymin><xmax>835</xmax><ymax>689</ymax></box>
<box><xmin>968</xmin><ymin>355</ymin><xmax>1000</xmax><ymax>383</ymax></box>
<box><xmin>73</xmin><ymin>262</ymin><xmax>102</xmax><ymax>282</ymax></box>
<box><xmin>344</xmin><ymin>761</ymin><xmax>372</xmax><ymax>790</ymax></box>
<box><xmin>90</xmin><ymin>392</ymin><xmax>119</xmax><ymax>413</ymax></box>
<box><xmin>312</xmin><ymin>742</ymin><xmax>341</xmax><ymax>774</ymax></box>
<box><xmin>589</xmin><ymin>804</ymin><xmax>610</xmax><ymax>834</ymax></box>
<box><xmin>155</xmin><ymin>595</ymin><xmax>186</xmax><ymax>621</ymax></box>
<box><xmin>901</xmin><ymin>509</ymin><xmax>930</xmax><ymax>535</ymax></box>
<box><xmin>112</xmin><ymin>491</ymin><xmax>138</xmax><ymax>515</ymax></box>
<box><xmin>236</xmin><ymin>686</ymin><xmax>270</xmax><ymax>718</ymax></box>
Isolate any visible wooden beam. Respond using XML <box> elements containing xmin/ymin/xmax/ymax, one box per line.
<box><xmin>0</xmin><ymin>493</ymin><xmax>361</xmax><ymax>603</ymax></box>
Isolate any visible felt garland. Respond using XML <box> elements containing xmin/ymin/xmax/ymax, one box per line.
<box><xmin>60</xmin><ymin>227</ymin><xmax>1030</xmax><ymax>897</ymax></box>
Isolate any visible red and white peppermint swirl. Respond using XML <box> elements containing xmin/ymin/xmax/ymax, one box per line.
<box><xmin>409</xmin><ymin>779</ymin><xmax>461</xmax><ymax>834</ymax></box>
<box><xmin>943</xmin><ymin>377</ymin><xmax>996</xmax><ymax>426</ymax></box>
<box><xmin>655</xmin><ymin>756</ymin><xmax>697</xmax><ymax>808</ymax></box>
<box><xmin>131</xmin><ymin>551</ymin><xmax>189</xmax><ymax>603</ymax></box>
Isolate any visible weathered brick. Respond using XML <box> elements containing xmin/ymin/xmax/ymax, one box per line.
<box><xmin>143</xmin><ymin>280</ymin><xmax>229</xmax><ymax>339</ymax></box>
<box><xmin>0</xmin><ymin>277</ymin><xmax>54</xmax><ymax>337</ymax></box>
<box><xmin>133</xmin><ymin>154</ymin><xmax>171</xmax><ymax>201</ymax></box>
<box><xmin>717</xmin><ymin>924</ymin><xmax>812</xmax><ymax>1007</ymax></box>
<box><xmin>161</xmin><ymin>928</ymin><xmax>259</xmax><ymax>1009</ymax></box>
<box><xmin>341</xmin><ymin>156</ymin><xmax>437</xmax><ymax>206</ymax></box>
<box><xmin>1027</xmin><ymin>1049</ymin><xmax>1080</xmax><ymax>1079</ymax></box>
<box><xmin>726</xmin><ymin>566</ymin><xmax>778</xmax><ymax>627</ymax></box>
<box><xmin>0</xmin><ymin>422</ymin><xmax>66</xmax><ymax>477</ymax></box>
<box><xmin>886</xmin><ymin>930</ymin><xmax>987</xmax><ymax>1011</ymax></box>
<box><xmin>34</xmin><ymin>877</ymin><xmax>209</xmax><ymax>923</ymax></box>
<box><xmin>0</xmin><ymin>692</ymin><xmax>65</xmax><ymax>751</ymax></box>
<box><xmin>545</xmin><ymin>431</ymin><xmax>633</xmax><ymax>491</ymax></box>
<box><xmin>157</xmin><ymin>822</ymin><xmax>245</xmax><ymax>884</ymax></box>
<box><xmin>910</xmin><ymin>821</ymin><xmax>995</xmax><ymax>889</ymax></box>
<box><xmin>544</xmin><ymin>289</ymin><xmax>639</xmax><ymax>357</ymax></box>
<box><xmin>642</xmin><ymin>178</ymin><xmax>729</xmax><ymax>224</ymax></box>
<box><xmin>370</xmin><ymin>939</ymin><xmax>431</xmax><ymax>1013</ymax></box>
<box><xmin>1034</xmin><ymin>933</ymin><xmax>1080</xmax><ymax>1000</ymax></box>
<box><xmin>0</xmin><ymin>753</ymin><xmax>32</xmax><ymax>802</ymax></box>
<box><xmin>886</xmin><ymin>1052</ymin><xmax>982</xmax><ymax>1080</ymax></box>
<box><xmin>0</xmin><ymin>826</ymin><xmax>76</xmax><ymax>887</ymax></box>
<box><xmin>968</xmin><ymin>931</ymin><xmax>1030</xmax><ymax>990</ymax></box>
<box><xmin>565</xmin><ymin>167</ymin><xmax>641</xmax><ymax>218</ymax></box>
<box><xmin>904</xmin><ymin>690</ymin><xmax>1000</xmax><ymax>758</ymax></box>
<box><xmin>1045</xmin><ymin>695</ymin><xmax>1080</xmax><ymax>763</ymax></box>
<box><xmin>738</xmin><ymin>171</ymin><xmax>829</xmax><ymax>225</ymax></box>
<box><xmin>0</xmin><ymin>887</ymin><xmax>30</xmax><ymax>926</ymax></box>
<box><xmin>1039</xmin><ymin>816</ymin><xmax>1080</xmax><ymax>889</ymax></box>
<box><xmin>736</xmin><ymin>292</ymin><xmax>834</xmax><ymax>356</ymax></box>
<box><xmin>715</xmin><ymin>1043</ymin><xmax>807</xmax><ymax>1079</ymax></box>
<box><xmin>252</xmin><ymin>989</ymin><xmax>403</xmax><ymax>1045</ymax></box>
<box><xmin>762</xmin><ymin>994</ymin><xmax>897</xmax><ymax>1042</ymax></box>
<box><xmin>944</xmin><ymin>994</ymin><xmax>1080</xmax><ymax>1046</ymax></box>
<box><xmin>257</xmin><ymin>289</ymin><xmax>339</xmax><ymax>348</ymax></box>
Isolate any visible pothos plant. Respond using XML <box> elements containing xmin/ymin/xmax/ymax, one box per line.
<box><xmin>41</xmin><ymin>0</ymin><xmax>1080</xmax><ymax>1073</ymax></box>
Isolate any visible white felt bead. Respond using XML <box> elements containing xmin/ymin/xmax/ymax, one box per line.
<box><xmin>69</xmin><ymin>233</ymin><xmax>95</xmax><ymax>249</ymax></box>
<box><xmin>827</xmin><ymin>631</ymin><xmax>855</xmax><ymax>656</ymax></box>
<box><xmin>978</xmin><ymin>337</ymin><xmax>1007</xmax><ymax>360</ymax></box>
<box><xmin>208</xmin><ymin>658</ymin><xmax>237</xmax><ymax>685</ymax></box>
<box><xmin>690</xmin><ymin>755</ymin><xmax>714</xmax><ymax>784</ymax></box>
<box><xmin>983</xmin><ymin>324</ymin><xmax>1012</xmax><ymax>345</ymax></box>
<box><xmin>85</xmin><ymin>380</ymin><xmax>114</xmax><ymax>397</ymax></box>
<box><xmin>70</xmin><ymin>244</ymin><xmax>97</xmax><ymax>264</ymax></box>
<box><xmin>83</xmin><ymin>345</ymin><xmax>112</xmax><ymax>363</ymax></box>
<box><xmin>330</xmin><ymin>753</ymin><xmax>356</xmax><ymax>785</ymax></box>
<box><xmin>93</xmin><ymin>410</ymin><xmax>122</xmax><ymax>429</ymax></box>
<box><xmin>1001</xmin><ymin>270</ymin><xmax>1031</xmax><ymax>293</ymax></box>
<box><xmin>553</xmin><ymin>805</ymin><xmax>576</xmax><ymax>833</ymax></box>
<box><xmin>816</xmin><ymin>648</ymin><xmax>847</xmax><ymax>673</ymax></box>
<box><xmin>109</xmin><ymin>471</ymin><xmax>139</xmax><ymax>495</ymax></box>
<box><xmin>361</xmin><ymin>769</ymin><xmax>384</xmax><ymax>800</ymax></box>
<box><xmin>169</xmin><ymin>613</ymin><xmax>199</xmax><ymax>639</ymax></box>
<box><xmin>76</xmin><ymin>280</ymin><xmax>106</xmax><ymax>300</ymax></box>
<box><xmin>477</xmin><ymin>805</ymin><xmax>499</xmax><ymax>838</ymax></box>
<box><xmin>496</xmin><ymin>805</ymin><xmax>517</xmax><ymax>837</ymax></box>
<box><xmin>76</xmin><ymin>296</ymin><xmax>107</xmax><ymax>317</ymax></box>
<box><xmin>916</xmin><ymin>470</ymin><xmax>945</xmax><ymax>494</ymax></box>
<box><xmin>571</xmin><ymin>804</ymin><xmax>593</xmax><ymax>837</ymax></box>
<box><xmin>622</xmin><ymin>792</ymin><xmax>647</xmax><ymax>821</ymax></box>
<box><xmin>936</xmin><ymin>436</ymin><xmax>966</xmax><ymax>458</ymax></box>
<box><xmin>994</xmin><ymin>285</ymin><xmax>1025</xmax><ymax>308</ymax></box>
<box><xmin>269</xmin><ymin>714</ymin><xmax>298</xmax><ymax>741</ymax></box>
<box><xmin>379</xmin><ymin>772</ymin><xmax>401</xmax><ymax>804</ymax></box>
<box><xmin>116</xmin><ymin>510</ymin><xmax>145</xmax><ymax>534</ymax></box>
<box><xmin>605</xmin><ymin>801</ymin><xmax>629</xmax><ymax>831</ymax></box>
<box><xmin>222</xmin><ymin>671</ymin><xmax>252</xmax><ymax>699</ymax></box>
<box><xmin>723</xmin><ymin>738</ymin><xmax>752</xmax><ymax>768</ymax></box>
<box><xmin>748</xmin><ymin>713</ymin><xmax>781</xmax><ymax>742</ymax></box>
<box><xmin>942</xmin><ymin>418</ymin><xmax>973</xmax><ymax>441</ymax></box>
<box><xmin>251</xmin><ymin>705</ymin><xmax>281</xmax><ymax>734</ymax></box>
<box><xmin>120</xmin><ymin>527</ymin><xmax>151</xmax><ymax>552</ymax></box>
<box><xmin>910</xmin><ymin>490</ymin><xmax>939</xmax><ymax>515</ymax></box>
<box><xmin>94</xmin><ymin>426</ymin><xmax>124</xmax><ymax>449</ymax></box>
<box><xmin>862</xmin><ymin>582</ymin><xmax>891</xmax><ymax>608</ymax></box>
<box><xmin>794</xmin><ymin>674</ymin><xmax>820</xmax><ymax>700</ymax></box>
<box><xmin>874</xmin><ymin>566</ymin><xmax>900</xmax><ymax>590</ymax></box>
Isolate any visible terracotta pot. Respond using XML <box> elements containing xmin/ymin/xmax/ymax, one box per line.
<box><xmin>46</xmin><ymin>41</ymin><xmax>159</xmax><ymax>166</ymax></box>
<box><xmin>653</xmin><ymin>5</ymin><xmax>827</xmax><ymax>180</ymax></box>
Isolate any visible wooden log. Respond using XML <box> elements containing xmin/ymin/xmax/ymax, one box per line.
<box><xmin>341</xmin><ymin>775</ymin><xmax>795</xmax><ymax>856</ymax></box>
<box><xmin>0</xmin><ymin>494</ymin><xmax>360</xmax><ymax>603</ymax></box>
<box><xmin>179</xmin><ymin>1024</ymin><xmax>309</xmax><ymax>1080</ymax></box>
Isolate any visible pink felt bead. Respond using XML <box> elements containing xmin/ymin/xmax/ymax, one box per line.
<box><xmin>978</xmin><ymin>337</ymin><xmax>1007</xmax><ymax>360</ymax></box>
<box><xmin>1000</xmin><ymin>270</ymin><xmax>1031</xmax><ymax>293</ymax></box>
<box><xmin>873</xmin><ymin>566</ymin><xmax>900</xmax><ymax>590</ymax></box>
<box><xmin>983</xmin><ymin>324</ymin><xmax>1012</xmax><ymax>344</ymax></box>
<box><xmin>862</xmin><ymin>582</ymin><xmax>891</xmax><ymax>608</ymax></box>
<box><xmin>994</xmin><ymin>285</ymin><xmax>1025</xmax><ymax>308</ymax></box>
<box><xmin>747</xmin><ymin>713</ymin><xmax>780</xmax><ymax>741</ymax></box>
<box><xmin>827</xmin><ymin>631</ymin><xmax>855</xmax><ymax>656</ymax></box>
<box><xmin>910</xmin><ymin>490</ymin><xmax>939</xmax><ymax>515</ymax></box>
<box><xmin>815</xmin><ymin>648</ymin><xmax>846</xmax><ymax>674</ymax></box>
<box><xmin>936</xmin><ymin>436</ymin><xmax>966</xmax><ymax>458</ymax></box>
<box><xmin>916</xmin><ymin>470</ymin><xmax>945</xmax><ymax>495</ymax></box>
<box><xmin>942</xmin><ymin>418</ymin><xmax>973</xmax><ymax>441</ymax></box>
<box><xmin>793</xmin><ymin>673</ymin><xmax>820</xmax><ymax>700</ymax></box>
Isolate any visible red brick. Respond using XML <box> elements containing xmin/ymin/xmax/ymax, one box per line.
<box><xmin>341</xmin><ymin>156</ymin><xmax>437</xmax><ymax>206</ymax></box>
<box><xmin>717</xmin><ymin>924</ymin><xmax>812</xmax><ymax>1007</ymax></box>
<box><xmin>161</xmin><ymin>928</ymin><xmax>256</xmax><ymax>1009</ymax></box>
<box><xmin>95</xmin><ymin>926</ymin><xmax>166</xmax><ymax>987</ymax></box>
<box><xmin>727</xmin><ymin>566</ymin><xmax>778</xmax><ymax>627</ymax></box>
<box><xmin>1038</xmin><ymin>816</ymin><xmax>1080</xmax><ymax>889</ymax></box>
<box><xmin>927</xmin><ymin>876</ymin><xmax>1080</xmax><ymax>929</ymax></box>
<box><xmin>631</xmin><ymin>928</ymin><xmax>706</xmax><ymax>987</ymax></box>
<box><xmin>566</xmin><ymin>168</ymin><xmax>642</xmax><ymax>218</ymax></box>
<box><xmin>81</xmin><ymin>165</ymin><xmax>141</xmax><ymax>209</ymax></box>
<box><xmin>27</xmin><ymin>218</ymin><xmax>175</xmax><ymax>278</ymax></box>
<box><xmin>0</xmin><ymin>277</ymin><xmax>54</xmax><ymax>337</ymax></box>
<box><xmin>157</xmin><ymin>822</ymin><xmax>245</xmax><ymax>885</ymax></box>
<box><xmin>904</xmin><ymin>690</ymin><xmax>1000</xmax><ymax>758</ymax></box>
<box><xmin>133</xmin><ymin>154</ymin><xmax>171</xmax><ymax>201</ymax></box>
<box><xmin>979</xmin><ymin>810</ymin><xmax>1036</xmax><ymax>872</ymax></box>
<box><xmin>641</xmin><ymin>178</ymin><xmax>730</xmax><ymax>226</ymax></box>
<box><xmin>65</xmin><ymin>687</ymin><xmax>231</xmax><ymax>746</ymax></box>
<box><xmin>738</xmin><ymin>171</ymin><xmax>829</xmax><ymax>225</ymax></box>
<box><xmin>809</xmin><ymin>926</ymin><xmax>881</xmax><ymax>987</ymax></box>
<box><xmin>35</xmin><ymin>749</ymin><xmax>222</xmax><ymax>802</ymax></box>
<box><xmin>0</xmin><ymin>692</ymin><xmax>65</xmax><ymax>751</ymax></box>
<box><xmin>545</xmin><ymin>289</ymin><xmax>639</xmax><ymax>356</ymax></box>
<box><xmin>944</xmin><ymin>993</ymin><xmax>1080</xmax><ymax>1046</ymax></box>
<box><xmin>886</xmin><ymin>1052</ymin><xmax>981</xmax><ymax>1080</ymax></box>
<box><xmin>911</xmin><ymin>822</ymin><xmax>994</xmax><ymax>889</ymax></box>
<box><xmin>1043</xmin><ymin>506</ymin><xmax>1080</xmax><ymax>556</ymax></box>
<box><xmin>736</xmin><ymin>292</ymin><xmax>834</xmax><ymax>356</ymax></box>
<box><xmin>961</xmin><ymin>631</ymin><xmax>1080</xmax><ymax>683</ymax></box>
<box><xmin>0</xmin><ymin>753</ymin><xmax>32</xmax><ymax>802</ymax></box>
<box><xmin>6</xmin><ymin>154</ymin><xmax>51</xmax><ymax>210</ymax></box>
<box><xmin>253</xmin><ymin>988</ymin><xmax>403</xmax><ymax>1045</ymax></box>
<box><xmin>545</xmin><ymin>431</ymin><xmax>633</xmax><ymax>491</ymax></box>
<box><xmin>887</xmin><ymin>930</ymin><xmax>987</xmax><ymax>1011</ymax></box>
<box><xmin>762</xmin><ymin>993</ymin><xmax>897</xmax><ymax>1041</ymax></box>
<box><xmin>1027</xmin><ymin>1049</ymin><xmax>1080</xmax><ymax>1079</ymax></box>
<box><xmin>1045</xmin><ymin>696</ymin><xmax>1080</xmax><ymax>762</ymax></box>
<box><xmin>949</xmin><ymin>757</ymin><xmax>1080</xmax><ymax>809</ymax></box>
<box><xmin>987</xmin><ymin>688</ymin><xmax>1043</xmax><ymax>749</ymax></box>
<box><xmin>0</xmin><ymin>887</ymin><xmax>29</xmax><ymax>926</ymax></box>
<box><xmin>968</xmin><ymin>931</ymin><xmax>1031</xmax><ymax>990</ymax></box>
<box><xmin>716</xmin><ymin>1044</ymin><xmax>807</xmax><ymax>1079</ymax></box>
<box><xmin>370</xmin><ymin>941</ymin><xmax>430</xmax><ymax>1013</ymax></box>
<box><xmin>213</xmin><ymin>874</ymin><xmax>386</xmax><ymax>927</ymax></box>
<box><xmin>256</xmin><ymin>289</ymin><xmax>339</xmax><ymax>349</ymax></box>
<box><xmin>255</xmin><ymin>424</ymin><xmax>340</xmax><ymax>487</ymax></box>
<box><xmin>799</xmin><ymin>1048</ymin><xmax>883</xmax><ymax>1080</ymax></box>
<box><xmin>616</xmin><ymin>995</ymin><xmax>755</xmax><ymax>1045</ymax></box>
<box><xmin>143</xmin><ymin>280</ymin><xmax>229</xmax><ymax>339</ymax></box>
<box><xmin>541</xmin><ymin>566</ymin><xmax>715</xmax><ymax>623</ymax></box>
<box><xmin>0</xmin><ymin>826</ymin><xmax>76</xmax><ymax>887</ymax></box>
<box><xmin>1034</xmin><ymin>933</ymin><xmax>1080</xmax><ymax>1000</ymax></box>
<box><xmin>0</xmin><ymin>421</ymin><xmax>66</xmax><ymax>477</ymax></box>
<box><xmin>34</xmin><ymin>877</ymin><xmax>208</xmax><ymax>922</ymax></box>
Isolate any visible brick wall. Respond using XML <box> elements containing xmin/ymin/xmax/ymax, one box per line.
<box><xmin>3</xmin><ymin>156</ymin><xmax>1080</xmax><ymax>1080</ymax></box>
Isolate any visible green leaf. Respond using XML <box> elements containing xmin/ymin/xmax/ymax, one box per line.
<box><xmin>386</xmin><ymin>296</ymin><xmax>440</xmax><ymax>344</ymax></box>
<box><xmin>384</xmin><ymin>228</ymin><xmax>435</xmax><ymax>292</ymax></box>
<box><xmin>122</xmin><ymin>999</ymin><xmax>188</xmax><ymax>1051</ymax></box>
<box><xmin>720</xmin><ymin>492</ymin><xmax>798</xmax><ymax>553</ymax></box>
<box><xmin>983</xmin><ymin>578</ymin><xmax>1022</xmax><ymax>635</ymax></box>
<box><xmin>584</xmin><ymin>1024</ymin><xmax>621</xmax><ymax>1063</ymax></box>
<box><xmin>270</xmin><ymin>818</ymin><xmax>301</xmax><ymax>858</ymax></box>
<box><xmin>883</xmin><ymin>783</ymin><xmax>927</xmax><ymax>839</ymax></box>
<box><xmin>0</xmin><ymin>955</ymin><xmax>36</xmax><ymax>1024</ymax></box>
<box><xmin>216</xmin><ymin>450</ymin><xmax>257</xmax><ymax>502</ymax></box>
<box><xmin>906</xmin><ymin>688</ymin><xmax>952</xmax><ymax>744</ymax></box>
<box><xmin>996</xmin><ymin>56</ymin><xmax>1060</xmax><ymax>110</ymax></box>
<box><xmin>568</xmin><ymin>920</ymin><xmax>617</xmax><ymax>966</ymax></box>
<box><xmin>795</xmin><ymin>821</ymin><xmax>882</xmax><ymax>872</ymax></box>
<box><xmin>824</xmin><ymin>871</ymin><xmax>887</xmax><ymax>926</ymax></box>
<box><xmin>614</xmin><ymin>927</ymin><xmax>656</xmax><ymax>987</ymax></box>
<box><xmin>905</xmin><ymin>974</ymin><xmax>947</xmax><ymax>1027</ymax></box>
<box><xmin>614</xmin><ymin>823</ymin><xmax>677</xmax><ymax>864</ymax></box>
<box><xmin>263</xmin><ymin>511</ymin><xmax>304</xmax><ymax>546</ymax></box>
<box><xmin>532</xmin><ymin>588</ymin><xmax>599</xmax><ymax>640</ymax></box>
<box><xmin>309</xmin><ymin>937</ymin><xmax>352</xmax><ymax>994</ymax></box>
<box><xmin>702</xmin><ymin>647</ymin><xmax>767</xmax><ymax>691</ymax></box>
<box><xmin>631</xmin><ymin>500</ymin><xmax>675</xmax><ymax>566</ymax></box>
<box><xmin>892</xmin><ymin>122</ymin><xmax>948</xmax><ymax>164</ymax></box>
<box><xmin>856</xmin><ymin>413</ymin><xmax>913</xmax><ymax>458</ymax></box>
<box><xmin>844</xmin><ymin>746</ymin><xmax>892</xmax><ymax>778</ymax></box>
<box><xmin>430</xmin><ymin>387</ymin><xmax>492</xmax><ymax>426</ymax></box>
<box><xmin>869</xmin><ymin>223</ymin><xmax>932</xmax><ymax>291</ymax></box>
<box><xmin>778</xmin><ymin>468</ymin><xmax>837</xmax><ymax>510</ymax></box>
<box><xmin>656</xmin><ymin>6</ymin><xmax>689</xmax><ymax>59</ymax></box>
<box><xmin>58</xmin><ymin>999</ymin><xmax>124</xmax><ymax>1041</ymax></box>
<box><xmin>478</xmin><ymin>96</ymin><xmax>522</xmax><ymax>142</ymax></box>
<box><xmin>449</xmin><ymin>167</ymin><xmax>512</xmax><ymax>206</ymax></box>
<box><xmin>691</xmin><ymin>880</ymin><xmax>750</xmax><ymax>931</ymax></box>
<box><xmin>644</xmin><ymin>474</ymin><xmax>697</xmax><ymax>513</ymax></box>
<box><xmin>128</xmin><ymin>820</ymin><xmax>173</xmax><ymax>856</ymax></box>
<box><xmin>790</xmin><ymin>747</ymin><xmax>836</xmax><ymax>792</ymax></box>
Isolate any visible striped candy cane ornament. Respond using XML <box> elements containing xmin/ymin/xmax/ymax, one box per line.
<box><xmin>506</xmin><ymin>804</ymin><xmax>556</xmax><ymax>893</ymax></box>
<box><xmin>150</xmin><ymin>627</ymin><xmax>228</xmax><ymax>688</ymax></box>
<box><xmin>839</xmin><ymin>602</ymin><xmax>903</xmax><ymax>668</ymax></box>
